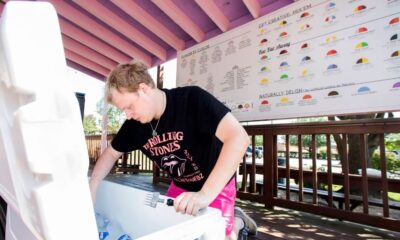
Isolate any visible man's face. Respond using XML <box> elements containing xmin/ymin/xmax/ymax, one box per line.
<box><xmin>110</xmin><ymin>86</ymin><xmax>153</xmax><ymax>123</ymax></box>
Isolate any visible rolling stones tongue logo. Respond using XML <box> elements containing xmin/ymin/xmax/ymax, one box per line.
<box><xmin>161</xmin><ymin>154</ymin><xmax>187</xmax><ymax>177</ymax></box>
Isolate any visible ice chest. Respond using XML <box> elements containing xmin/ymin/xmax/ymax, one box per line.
<box><xmin>0</xmin><ymin>1</ymin><xmax>225</xmax><ymax>239</ymax></box>
<box><xmin>96</xmin><ymin>180</ymin><xmax>225</xmax><ymax>239</ymax></box>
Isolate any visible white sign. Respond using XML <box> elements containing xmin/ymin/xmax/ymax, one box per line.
<box><xmin>177</xmin><ymin>0</ymin><xmax>400</xmax><ymax>121</ymax></box>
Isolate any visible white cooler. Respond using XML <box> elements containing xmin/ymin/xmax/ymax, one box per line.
<box><xmin>0</xmin><ymin>1</ymin><xmax>225</xmax><ymax>239</ymax></box>
<box><xmin>96</xmin><ymin>181</ymin><xmax>225</xmax><ymax>239</ymax></box>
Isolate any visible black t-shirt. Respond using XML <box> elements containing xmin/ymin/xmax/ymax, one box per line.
<box><xmin>111</xmin><ymin>86</ymin><xmax>230</xmax><ymax>191</ymax></box>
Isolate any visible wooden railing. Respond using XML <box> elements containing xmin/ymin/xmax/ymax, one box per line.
<box><xmin>85</xmin><ymin>135</ymin><xmax>153</xmax><ymax>173</ymax></box>
<box><xmin>239</xmin><ymin>118</ymin><xmax>400</xmax><ymax>231</ymax></box>
<box><xmin>85</xmin><ymin>119</ymin><xmax>400</xmax><ymax>231</ymax></box>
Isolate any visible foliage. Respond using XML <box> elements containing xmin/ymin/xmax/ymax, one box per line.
<box><xmin>96</xmin><ymin>98</ymin><xmax>125</xmax><ymax>134</ymax></box>
<box><xmin>286</xmin><ymin>117</ymin><xmax>329</xmax><ymax>155</ymax></box>
<box><xmin>372</xmin><ymin>151</ymin><xmax>400</xmax><ymax>173</ymax></box>
<box><xmin>385</xmin><ymin>133</ymin><xmax>400</xmax><ymax>150</ymax></box>
<box><xmin>83</xmin><ymin>114</ymin><xmax>100</xmax><ymax>135</ymax></box>
<box><xmin>371</xmin><ymin>134</ymin><xmax>400</xmax><ymax>173</ymax></box>
<box><xmin>320</xmin><ymin>183</ymin><xmax>343</xmax><ymax>192</ymax></box>
<box><xmin>388</xmin><ymin>192</ymin><xmax>400</xmax><ymax>202</ymax></box>
<box><xmin>289</xmin><ymin>134</ymin><xmax>327</xmax><ymax>154</ymax></box>
<box><xmin>255</xmin><ymin>135</ymin><xmax>263</xmax><ymax>146</ymax></box>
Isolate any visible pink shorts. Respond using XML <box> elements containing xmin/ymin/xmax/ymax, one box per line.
<box><xmin>166</xmin><ymin>178</ymin><xmax>236</xmax><ymax>236</ymax></box>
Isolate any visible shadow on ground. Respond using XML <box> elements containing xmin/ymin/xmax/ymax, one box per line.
<box><xmin>236</xmin><ymin>199</ymin><xmax>400</xmax><ymax>240</ymax></box>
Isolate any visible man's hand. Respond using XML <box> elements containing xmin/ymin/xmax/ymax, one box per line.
<box><xmin>173</xmin><ymin>191</ymin><xmax>213</xmax><ymax>215</ymax></box>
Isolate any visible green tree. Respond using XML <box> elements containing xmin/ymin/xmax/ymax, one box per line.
<box><xmin>96</xmin><ymin>99</ymin><xmax>125</xmax><ymax>134</ymax></box>
<box><xmin>289</xmin><ymin>134</ymin><xmax>327</xmax><ymax>158</ymax></box>
<box><xmin>372</xmin><ymin>151</ymin><xmax>400</xmax><ymax>174</ymax></box>
<box><xmin>83</xmin><ymin>114</ymin><xmax>100</xmax><ymax>135</ymax></box>
<box><xmin>328</xmin><ymin>113</ymin><xmax>394</xmax><ymax>173</ymax></box>
<box><xmin>386</xmin><ymin>133</ymin><xmax>400</xmax><ymax>151</ymax></box>
<box><xmin>255</xmin><ymin>135</ymin><xmax>263</xmax><ymax>146</ymax></box>
<box><xmin>289</xmin><ymin>117</ymin><xmax>328</xmax><ymax>157</ymax></box>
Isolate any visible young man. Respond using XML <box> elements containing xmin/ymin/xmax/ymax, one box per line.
<box><xmin>89</xmin><ymin>61</ymin><xmax>257</xmax><ymax>238</ymax></box>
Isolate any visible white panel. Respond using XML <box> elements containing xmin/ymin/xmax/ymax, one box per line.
<box><xmin>177</xmin><ymin>0</ymin><xmax>400</xmax><ymax>121</ymax></box>
<box><xmin>0</xmin><ymin>2</ymin><xmax>98</xmax><ymax>239</ymax></box>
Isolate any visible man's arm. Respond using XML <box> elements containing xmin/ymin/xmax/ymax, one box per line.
<box><xmin>174</xmin><ymin>112</ymin><xmax>249</xmax><ymax>215</ymax></box>
<box><xmin>89</xmin><ymin>145</ymin><xmax>123</xmax><ymax>204</ymax></box>
<box><xmin>201</xmin><ymin>112</ymin><xmax>249</xmax><ymax>200</ymax></box>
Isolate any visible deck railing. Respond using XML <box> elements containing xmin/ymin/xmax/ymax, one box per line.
<box><xmin>85</xmin><ymin>134</ymin><xmax>153</xmax><ymax>173</ymax></box>
<box><xmin>239</xmin><ymin>118</ymin><xmax>400</xmax><ymax>231</ymax></box>
<box><xmin>85</xmin><ymin>118</ymin><xmax>400</xmax><ymax>231</ymax></box>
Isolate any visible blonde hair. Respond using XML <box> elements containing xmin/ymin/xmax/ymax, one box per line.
<box><xmin>105</xmin><ymin>61</ymin><xmax>155</xmax><ymax>103</ymax></box>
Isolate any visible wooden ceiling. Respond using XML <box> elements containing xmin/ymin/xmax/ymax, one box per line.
<box><xmin>0</xmin><ymin>0</ymin><xmax>294</xmax><ymax>80</ymax></box>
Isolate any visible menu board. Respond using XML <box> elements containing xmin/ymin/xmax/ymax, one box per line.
<box><xmin>176</xmin><ymin>0</ymin><xmax>400</xmax><ymax>121</ymax></box>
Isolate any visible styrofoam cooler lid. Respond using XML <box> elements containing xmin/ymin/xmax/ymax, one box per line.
<box><xmin>0</xmin><ymin>2</ymin><xmax>98</xmax><ymax>239</ymax></box>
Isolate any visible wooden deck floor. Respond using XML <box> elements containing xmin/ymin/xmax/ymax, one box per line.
<box><xmin>105</xmin><ymin>173</ymin><xmax>400</xmax><ymax>240</ymax></box>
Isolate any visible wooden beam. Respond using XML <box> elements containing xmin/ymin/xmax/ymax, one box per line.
<box><xmin>152</xmin><ymin>0</ymin><xmax>205</xmax><ymax>43</ymax></box>
<box><xmin>194</xmin><ymin>0</ymin><xmax>230</xmax><ymax>32</ymax></box>
<box><xmin>243</xmin><ymin>0</ymin><xmax>261</xmax><ymax>19</ymax></box>
<box><xmin>73</xmin><ymin>0</ymin><xmax>166</xmax><ymax>61</ymax></box>
<box><xmin>111</xmin><ymin>0</ymin><xmax>185</xmax><ymax>51</ymax></box>
<box><xmin>62</xmin><ymin>34</ymin><xmax>118</xmax><ymax>70</ymax></box>
<box><xmin>259</xmin><ymin>0</ymin><xmax>294</xmax><ymax>16</ymax></box>
<box><xmin>59</xmin><ymin>18</ymin><xmax>130</xmax><ymax>64</ymax></box>
<box><xmin>48</xmin><ymin>0</ymin><xmax>152</xmax><ymax>66</ymax></box>
<box><xmin>64</xmin><ymin>49</ymin><xmax>110</xmax><ymax>77</ymax></box>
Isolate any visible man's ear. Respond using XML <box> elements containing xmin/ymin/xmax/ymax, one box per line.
<box><xmin>138</xmin><ymin>83</ymin><xmax>150</xmax><ymax>93</ymax></box>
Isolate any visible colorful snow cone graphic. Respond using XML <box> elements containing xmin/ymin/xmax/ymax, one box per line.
<box><xmin>280</xmin><ymin>97</ymin><xmax>289</xmax><ymax>102</ymax></box>
<box><xmin>357</xmin><ymin>27</ymin><xmax>368</xmax><ymax>34</ymax></box>
<box><xmin>260</xmin><ymin>66</ymin><xmax>269</xmax><ymax>72</ymax></box>
<box><xmin>300</xmin><ymin>12</ymin><xmax>310</xmax><ymax>19</ymax></box>
<box><xmin>391</xmin><ymin>50</ymin><xmax>400</xmax><ymax>57</ymax></box>
<box><xmin>301</xmin><ymin>43</ymin><xmax>309</xmax><ymax>50</ymax></box>
<box><xmin>280</xmin><ymin>74</ymin><xmax>289</xmax><ymax>80</ymax></box>
<box><xmin>260</xmin><ymin>38</ymin><xmax>268</xmax><ymax>46</ymax></box>
<box><xmin>260</xmin><ymin>77</ymin><xmax>269</xmax><ymax>84</ymax></box>
<box><xmin>280</xmin><ymin>49</ymin><xmax>289</xmax><ymax>56</ymax></box>
<box><xmin>325</xmin><ymin>35</ymin><xmax>337</xmax><ymax>43</ymax></box>
<box><xmin>300</xmin><ymin>24</ymin><xmax>311</xmax><ymax>31</ymax></box>
<box><xmin>301</xmin><ymin>68</ymin><xmax>308</xmax><ymax>76</ymax></box>
<box><xmin>325</xmin><ymin>15</ymin><xmax>337</xmax><ymax>23</ymax></box>
<box><xmin>279</xmin><ymin>32</ymin><xmax>288</xmax><ymax>39</ymax></box>
<box><xmin>391</xmin><ymin>34</ymin><xmax>398</xmax><ymax>41</ymax></box>
<box><xmin>301</xmin><ymin>56</ymin><xmax>312</xmax><ymax>63</ymax></box>
<box><xmin>279</xmin><ymin>20</ymin><xmax>287</xmax><ymax>27</ymax></box>
<box><xmin>356</xmin><ymin>57</ymin><xmax>369</xmax><ymax>64</ymax></box>
<box><xmin>326</xmin><ymin>49</ymin><xmax>338</xmax><ymax>56</ymax></box>
<box><xmin>328</xmin><ymin>91</ymin><xmax>339</xmax><ymax>96</ymax></box>
<box><xmin>259</xmin><ymin>28</ymin><xmax>267</xmax><ymax>34</ymax></box>
<box><xmin>354</xmin><ymin>5</ymin><xmax>367</xmax><ymax>13</ymax></box>
<box><xmin>326</xmin><ymin>2</ymin><xmax>336</xmax><ymax>10</ymax></box>
<box><xmin>303</xmin><ymin>94</ymin><xmax>312</xmax><ymax>100</ymax></box>
<box><xmin>358</xmin><ymin>86</ymin><xmax>370</xmax><ymax>93</ymax></box>
<box><xmin>260</xmin><ymin>54</ymin><xmax>269</xmax><ymax>61</ymax></box>
<box><xmin>393</xmin><ymin>82</ymin><xmax>400</xmax><ymax>88</ymax></box>
<box><xmin>389</xmin><ymin>17</ymin><xmax>399</xmax><ymax>26</ymax></box>
<box><xmin>280</xmin><ymin>61</ymin><xmax>289</xmax><ymax>68</ymax></box>
<box><xmin>259</xmin><ymin>99</ymin><xmax>271</xmax><ymax>111</ymax></box>
<box><xmin>327</xmin><ymin>64</ymin><xmax>338</xmax><ymax>70</ymax></box>
<box><xmin>355</xmin><ymin>41</ymin><xmax>368</xmax><ymax>49</ymax></box>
